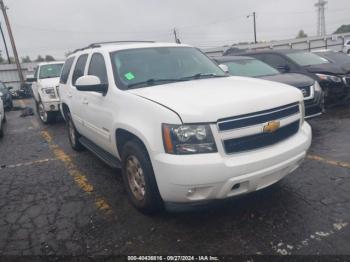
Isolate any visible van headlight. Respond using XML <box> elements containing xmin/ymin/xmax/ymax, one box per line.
<box><xmin>315</xmin><ymin>74</ymin><xmax>342</xmax><ymax>83</ymax></box>
<box><xmin>41</xmin><ymin>87</ymin><xmax>56</xmax><ymax>99</ymax></box>
<box><xmin>162</xmin><ymin>124</ymin><xmax>217</xmax><ymax>154</ymax></box>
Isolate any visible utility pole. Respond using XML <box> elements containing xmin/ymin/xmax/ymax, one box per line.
<box><xmin>247</xmin><ymin>12</ymin><xmax>257</xmax><ymax>44</ymax></box>
<box><xmin>0</xmin><ymin>0</ymin><xmax>24</xmax><ymax>85</ymax></box>
<box><xmin>315</xmin><ymin>0</ymin><xmax>327</xmax><ymax>36</ymax></box>
<box><xmin>0</xmin><ymin>22</ymin><xmax>10</xmax><ymax>64</ymax></box>
<box><xmin>173</xmin><ymin>28</ymin><xmax>181</xmax><ymax>44</ymax></box>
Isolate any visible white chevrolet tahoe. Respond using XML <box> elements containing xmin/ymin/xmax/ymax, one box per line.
<box><xmin>0</xmin><ymin>98</ymin><xmax>4</xmax><ymax>138</ymax></box>
<box><xmin>30</xmin><ymin>61</ymin><xmax>64</xmax><ymax>124</ymax></box>
<box><xmin>59</xmin><ymin>41</ymin><xmax>312</xmax><ymax>214</ymax></box>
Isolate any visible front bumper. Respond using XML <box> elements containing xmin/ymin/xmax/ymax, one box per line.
<box><xmin>152</xmin><ymin>122</ymin><xmax>312</xmax><ymax>203</ymax></box>
<box><xmin>42</xmin><ymin>100</ymin><xmax>60</xmax><ymax>112</ymax></box>
<box><xmin>304</xmin><ymin>90</ymin><xmax>323</xmax><ymax>119</ymax></box>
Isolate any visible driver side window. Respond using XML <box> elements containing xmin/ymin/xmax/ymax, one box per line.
<box><xmin>88</xmin><ymin>53</ymin><xmax>108</xmax><ymax>84</ymax></box>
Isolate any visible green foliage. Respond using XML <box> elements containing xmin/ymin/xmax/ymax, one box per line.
<box><xmin>45</xmin><ymin>55</ymin><xmax>55</xmax><ymax>62</ymax></box>
<box><xmin>296</xmin><ymin>30</ymin><xmax>308</xmax><ymax>39</ymax></box>
<box><xmin>21</xmin><ymin>56</ymin><xmax>32</xmax><ymax>63</ymax></box>
<box><xmin>35</xmin><ymin>55</ymin><xmax>45</xmax><ymax>62</ymax></box>
<box><xmin>334</xmin><ymin>24</ymin><xmax>350</xmax><ymax>34</ymax></box>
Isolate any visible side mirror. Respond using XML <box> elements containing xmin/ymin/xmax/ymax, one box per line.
<box><xmin>75</xmin><ymin>75</ymin><xmax>108</xmax><ymax>94</ymax></box>
<box><xmin>219</xmin><ymin>64</ymin><xmax>229</xmax><ymax>74</ymax></box>
<box><xmin>277</xmin><ymin>64</ymin><xmax>290</xmax><ymax>73</ymax></box>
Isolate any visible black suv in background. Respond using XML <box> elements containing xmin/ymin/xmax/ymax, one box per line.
<box><xmin>213</xmin><ymin>56</ymin><xmax>323</xmax><ymax>118</ymax></box>
<box><xmin>225</xmin><ymin>49</ymin><xmax>350</xmax><ymax>106</ymax></box>
<box><xmin>0</xmin><ymin>81</ymin><xmax>13</xmax><ymax>111</ymax></box>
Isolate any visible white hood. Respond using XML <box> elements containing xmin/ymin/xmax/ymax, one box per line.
<box><xmin>128</xmin><ymin>76</ymin><xmax>303</xmax><ymax>123</ymax></box>
<box><xmin>38</xmin><ymin>77</ymin><xmax>60</xmax><ymax>88</ymax></box>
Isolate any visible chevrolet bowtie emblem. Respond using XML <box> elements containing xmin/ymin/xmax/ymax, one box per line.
<box><xmin>263</xmin><ymin>121</ymin><xmax>280</xmax><ymax>133</ymax></box>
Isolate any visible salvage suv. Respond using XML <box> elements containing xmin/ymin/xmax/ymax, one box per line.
<box><xmin>30</xmin><ymin>61</ymin><xmax>64</xmax><ymax>124</ymax></box>
<box><xmin>59</xmin><ymin>41</ymin><xmax>312</xmax><ymax>213</ymax></box>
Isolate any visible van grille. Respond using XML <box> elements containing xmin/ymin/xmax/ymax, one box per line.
<box><xmin>223</xmin><ymin>121</ymin><xmax>300</xmax><ymax>154</ymax></box>
<box><xmin>217</xmin><ymin>103</ymin><xmax>299</xmax><ymax>132</ymax></box>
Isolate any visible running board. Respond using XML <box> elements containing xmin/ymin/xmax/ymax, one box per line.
<box><xmin>79</xmin><ymin>137</ymin><xmax>121</xmax><ymax>169</ymax></box>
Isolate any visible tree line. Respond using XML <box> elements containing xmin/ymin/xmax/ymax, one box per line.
<box><xmin>0</xmin><ymin>54</ymin><xmax>56</xmax><ymax>64</ymax></box>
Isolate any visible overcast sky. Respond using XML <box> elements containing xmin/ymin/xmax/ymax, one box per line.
<box><xmin>1</xmin><ymin>0</ymin><xmax>349</xmax><ymax>60</ymax></box>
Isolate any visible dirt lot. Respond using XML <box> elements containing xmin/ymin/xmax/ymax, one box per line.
<box><xmin>0</xmin><ymin>99</ymin><xmax>349</xmax><ymax>256</ymax></box>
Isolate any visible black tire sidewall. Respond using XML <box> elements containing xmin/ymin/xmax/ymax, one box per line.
<box><xmin>66</xmin><ymin>112</ymin><xmax>84</xmax><ymax>151</ymax></box>
<box><xmin>121</xmin><ymin>140</ymin><xmax>163</xmax><ymax>214</ymax></box>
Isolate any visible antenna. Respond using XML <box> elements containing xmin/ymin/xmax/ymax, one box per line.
<box><xmin>315</xmin><ymin>0</ymin><xmax>327</xmax><ymax>36</ymax></box>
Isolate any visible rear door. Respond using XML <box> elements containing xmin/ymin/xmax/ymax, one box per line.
<box><xmin>68</xmin><ymin>53</ymin><xmax>89</xmax><ymax>133</ymax></box>
<box><xmin>80</xmin><ymin>52</ymin><xmax>115</xmax><ymax>153</ymax></box>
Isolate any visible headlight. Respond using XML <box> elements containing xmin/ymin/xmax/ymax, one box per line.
<box><xmin>300</xmin><ymin>101</ymin><xmax>305</xmax><ymax>124</ymax></box>
<box><xmin>41</xmin><ymin>88</ymin><xmax>56</xmax><ymax>98</ymax></box>
<box><xmin>315</xmin><ymin>73</ymin><xmax>342</xmax><ymax>83</ymax></box>
<box><xmin>162</xmin><ymin>124</ymin><xmax>217</xmax><ymax>154</ymax></box>
<box><xmin>313</xmin><ymin>81</ymin><xmax>322</xmax><ymax>92</ymax></box>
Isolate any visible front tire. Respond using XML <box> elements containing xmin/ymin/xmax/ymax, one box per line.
<box><xmin>66</xmin><ymin>111</ymin><xmax>84</xmax><ymax>151</ymax></box>
<box><xmin>121</xmin><ymin>139</ymin><xmax>163</xmax><ymax>214</ymax></box>
<box><xmin>37</xmin><ymin>101</ymin><xmax>56</xmax><ymax>124</ymax></box>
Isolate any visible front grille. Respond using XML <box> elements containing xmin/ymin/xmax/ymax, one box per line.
<box><xmin>223</xmin><ymin>121</ymin><xmax>300</xmax><ymax>154</ymax></box>
<box><xmin>217</xmin><ymin>103</ymin><xmax>299</xmax><ymax>132</ymax></box>
<box><xmin>344</xmin><ymin>77</ymin><xmax>350</xmax><ymax>86</ymax></box>
<box><xmin>298</xmin><ymin>86</ymin><xmax>311</xmax><ymax>98</ymax></box>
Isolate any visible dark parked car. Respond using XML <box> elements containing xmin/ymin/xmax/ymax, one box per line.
<box><xmin>314</xmin><ymin>50</ymin><xmax>350</xmax><ymax>67</ymax></box>
<box><xmin>0</xmin><ymin>81</ymin><xmax>13</xmax><ymax>110</ymax></box>
<box><xmin>213</xmin><ymin>56</ymin><xmax>323</xmax><ymax>118</ymax></box>
<box><xmin>225</xmin><ymin>49</ymin><xmax>350</xmax><ymax>106</ymax></box>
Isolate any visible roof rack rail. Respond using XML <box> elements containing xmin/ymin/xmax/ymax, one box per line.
<box><xmin>72</xmin><ymin>41</ymin><xmax>156</xmax><ymax>54</ymax></box>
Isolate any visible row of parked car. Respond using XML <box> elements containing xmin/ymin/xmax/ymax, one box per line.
<box><xmin>12</xmin><ymin>42</ymin><xmax>350</xmax><ymax>214</ymax></box>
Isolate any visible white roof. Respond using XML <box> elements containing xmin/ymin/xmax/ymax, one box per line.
<box><xmin>37</xmin><ymin>61</ymin><xmax>65</xmax><ymax>66</ymax></box>
<box><xmin>71</xmin><ymin>42</ymin><xmax>192</xmax><ymax>56</ymax></box>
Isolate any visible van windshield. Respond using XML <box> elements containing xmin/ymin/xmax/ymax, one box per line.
<box><xmin>39</xmin><ymin>64</ymin><xmax>64</xmax><ymax>79</ymax></box>
<box><xmin>110</xmin><ymin>47</ymin><xmax>227</xmax><ymax>89</ymax></box>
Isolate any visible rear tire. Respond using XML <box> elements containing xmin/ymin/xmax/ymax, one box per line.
<box><xmin>0</xmin><ymin>115</ymin><xmax>4</xmax><ymax>138</ymax></box>
<box><xmin>121</xmin><ymin>139</ymin><xmax>163</xmax><ymax>214</ymax></box>
<box><xmin>66</xmin><ymin>111</ymin><xmax>84</xmax><ymax>151</ymax></box>
<box><xmin>37</xmin><ymin>101</ymin><xmax>56</xmax><ymax>124</ymax></box>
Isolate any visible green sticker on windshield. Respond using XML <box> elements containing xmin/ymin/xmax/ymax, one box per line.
<box><xmin>124</xmin><ymin>72</ymin><xmax>135</xmax><ymax>80</ymax></box>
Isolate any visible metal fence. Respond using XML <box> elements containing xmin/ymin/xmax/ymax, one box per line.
<box><xmin>203</xmin><ymin>33</ymin><xmax>350</xmax><ymax>56</ymax></box>
<box><xmin>0</xmin><ymin>62</ymin><xmax>37</xmax><ymax>90</ymax></box>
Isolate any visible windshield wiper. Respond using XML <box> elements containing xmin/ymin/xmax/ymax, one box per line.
<box><xmin>126</xmin><ymin>73</ymin><xmax>227</xmax><ymax>89</ymax></box>
<box><xmin>127</xmin><ymin>78</ymin><xmax>190</xmax><ymax>89</ymax></box>
<box><xmin>182</xmin><ymin>73</ymin><xmax>228</xmax><ymax>80</ymax></box>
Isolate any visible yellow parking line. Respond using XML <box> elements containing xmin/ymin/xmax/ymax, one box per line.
<box><xmin>307</xmin><ymin>154</ymin><xmax>350</xmax><ymax>169</ymax></box>
<box><xmin>41</xmin><ymin>130</ymin><xmax>113</xmax><ymax>216</ymax></box>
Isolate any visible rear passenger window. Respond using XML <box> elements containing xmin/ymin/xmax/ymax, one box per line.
<box><xmin>88</xmin><ymin>53</ymin><xmax>108</xmax><ymax>84</ymax></box>
<box><xmin>261</xmin><ymin>54</ymin><xmax>288</xmax><ymax>68</ymax></box>
<box><xmin>72</xmin><ymin>54</ymin><xmax>88</xmax><ymax>85</ymax></box>
<box><xmin>59</xmin><ymin>57</ymin><xmax>75</xmax><ymax>84</ymax></box>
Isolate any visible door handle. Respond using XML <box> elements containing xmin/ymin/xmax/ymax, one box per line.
<box><xmin>67</xmin><ymin>93</ymin><xmax>72</xmax><ymax>98</ymax></box>
<box><xmin>82</xmin><ymin>99</ymin><xmax>89</xmax><ymax>105</ymax></box>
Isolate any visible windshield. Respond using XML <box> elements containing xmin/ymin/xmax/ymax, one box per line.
<box><xmin>110</xmin><ymin>47</ymin><xmax>227</xmax><ymax>89</ymax></box>
<box><xmin>39</xmin><ymin>63</ymin><xmax>64</xmax><ymax>79</ymax></box>
<box><xmin>286</xmin><ymin>52</ymin><xmax>329</xmax><ymax>66</ymax></box>
<box><xmin>222</xmin><ymin>59</ymin><xmax>280</xmax><ymax>77</ymax></box>
<box><xmin>317</xmin><ymin>51</ymin><xmax>350</xmax><ymax>64</ymax></box>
